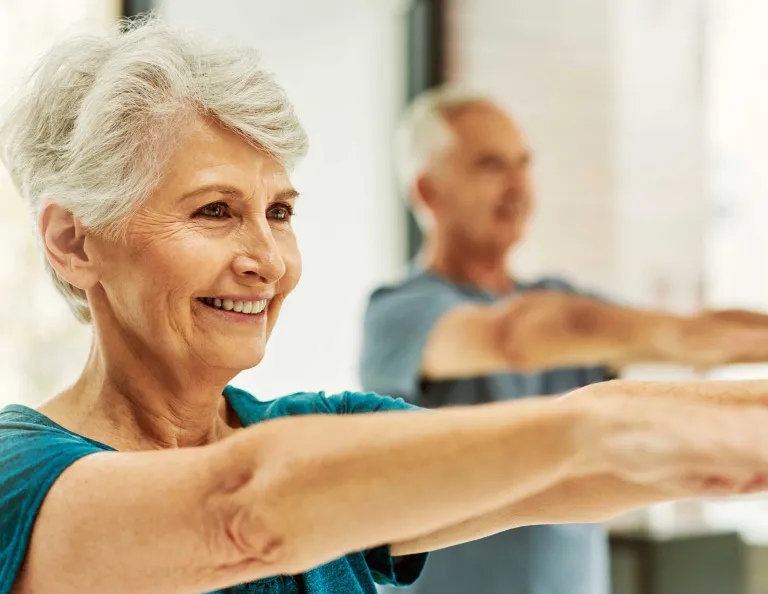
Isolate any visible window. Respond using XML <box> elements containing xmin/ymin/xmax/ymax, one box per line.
<box><xmin>0</xmin><ymin>1</ymin><xmax>119</xmax><ymax>407</ymax></box>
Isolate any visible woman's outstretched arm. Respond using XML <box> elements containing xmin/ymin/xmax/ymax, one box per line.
<box><xmin>14</xmin><ymin>388</ymin><xmax>768</xmax><ymax>594</ymax></box>
<box><xmin>391</xmin><ymin>379</ymin><xmax>768</xmax><ymax>555</ymax></box>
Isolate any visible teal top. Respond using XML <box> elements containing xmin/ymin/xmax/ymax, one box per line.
<box><xmin>0</xmin><ymin>386</ymin><xmax>428</xmax><ymax>593</ymax></box>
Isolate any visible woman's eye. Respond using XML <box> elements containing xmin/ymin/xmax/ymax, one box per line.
<box><xmin>197</xmin><ymin>202</ymin><xmax>230</xmax><ymax>218</ymax></box>
<box><xmin>268</xmin><ymin>204</ymin><xmax>295</xmax><ymax>222</ymax></box>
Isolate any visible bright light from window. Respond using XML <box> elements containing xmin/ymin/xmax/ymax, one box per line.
<box><xmin>0</xmin><ymin>1</ymin><xmax>119</xmax><ymax>407</ymax></box>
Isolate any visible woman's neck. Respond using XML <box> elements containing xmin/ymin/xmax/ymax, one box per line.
<box><xmin>39</xmin><ymin>338</ymin><xmax>240</xmax><ymax>451</ymax></box>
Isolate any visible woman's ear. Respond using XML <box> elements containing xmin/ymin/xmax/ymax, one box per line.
<box><xmin>39</xmin><ymin>201</ymin><xmax>100</xmax><ymax>290</ymax></box>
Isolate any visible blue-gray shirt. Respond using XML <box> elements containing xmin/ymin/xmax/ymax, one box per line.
<box><xmin>360</xmin><ymin>270</ymin><xmax>612</xmax><ymax>594</ymax></box>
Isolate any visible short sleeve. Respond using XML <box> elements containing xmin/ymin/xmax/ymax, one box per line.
<box><xmin>363</xmin><ymin>544</ymin><xmax>429</xmax><ymax>587</ymax></box>
<box><xmin>533</xmin><ymin>276</ymin><xmax>614</xmax><ymax>305</ymax></box>
<box><xmin>322</xmin><ymin>392</ymin><xmax>429</xmax><ymax>585</ymax></box>
<box><xmin>0</xmin><ymin>415</ymin><xmax>102</xmax><ymax>593</ymax></box>
<box><xmin>360</xmin><ymin>277</ymin><xmax>465</xmax><ymax>399</ymax></box>
<box><xmin>327</xmin><ymin>391</ymin><xmax>423</xmax><ymax>414</ymax></box>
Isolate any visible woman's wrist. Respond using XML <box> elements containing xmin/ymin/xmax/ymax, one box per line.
<box><xmin>503</xmin><ymin>396</ymin><xmax>615</xmax><ymax>486</ymax></box>
<box><xmin>557</xmin><ymin>390</ymin><xmax>648</xmax><ymax>481</ymax></box>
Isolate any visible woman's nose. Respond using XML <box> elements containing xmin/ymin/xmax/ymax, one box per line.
<box><xmin>231</xmin><ymin>223</ymin><xmax>286</xmax><ymax>284</ymax></box>
<box><xmin>232</xmin><ymin>252</ymin><xmax>286</xmax><ymax>284</ymax></box>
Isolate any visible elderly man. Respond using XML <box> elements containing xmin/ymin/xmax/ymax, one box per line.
<box><xmin>360</xmin><ymin>87</ymin><xmax>768</xmax><ymax>594</ymax></box>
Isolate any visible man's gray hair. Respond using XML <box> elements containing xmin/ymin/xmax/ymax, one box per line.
<box><xmin>394</xmin><ymin>86</ymin><xmax>493</xmax><ymax>196</ymax></box>
<box><xmin>0</xmin><ymin>17</ymin><xmax>308</xmax><ymax>323</ymax></box>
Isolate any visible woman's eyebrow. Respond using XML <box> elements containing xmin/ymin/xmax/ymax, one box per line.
<box><xmin>179</xmin><ymin>185</ymin><xmax>300</xmax><ymax>203</ymax></box>
<box><xmin>273</xmin><ymin>188</ymin><xmax>300</xmax><ymax>201</ymax></box>
<box><xmin>179</xmin><ymin>184</ymin><xmax>243</xmax><ymax>202</ymax></box>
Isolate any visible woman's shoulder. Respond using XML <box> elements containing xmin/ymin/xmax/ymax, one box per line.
<box><xmin>223</xmin><ymin>386</ymin><xmax>420</xmax><ymax>427</ymax></box>
<box><xmin>0</xmin><ymin>405</ymin><xmax>109</xmax><ymax>504</ymax></box>
<box><xmin>0</xmin><ymin>404</ymin><xmax>112</xmax><ymax>450</ymax></box>
<box><xmin>0</xmin><ymin>405</ymin><xmax>108</xmax><ymax>586</ymax></box>
<box><xmin>0</xmin><ymin>404</ymin><xmax>108</xmax><ymax>476</ymax></box>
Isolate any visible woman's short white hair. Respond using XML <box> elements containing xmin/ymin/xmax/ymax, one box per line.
<box><xmin>0</xmin><ymin>16</ymin><xmax>308</xmax><ymax>324</ymax></box>
<box><xmin>394</xmin><ymin>86</ymin><xmax>493</xmax><ymax>197</ymax></box>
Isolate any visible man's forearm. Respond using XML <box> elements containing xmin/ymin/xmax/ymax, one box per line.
<box><xmin>504</xmin><ymin>293</ymin><xmax>768</xmax><ymax>371</ymax></box>
<box><xmin>502</xmin><ymin>294</ymin><xmax>681</xmax><ymax>370</ymax></box>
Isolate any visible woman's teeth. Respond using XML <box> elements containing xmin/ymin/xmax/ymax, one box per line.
<box><xmin>200</xmin><ymin>298</ymin><xmax>268</xmax><ymax>314</ymax></box>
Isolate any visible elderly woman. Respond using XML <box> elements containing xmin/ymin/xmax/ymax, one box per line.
<box><xmin>3</xmin><ymin>19</ymin><xmax>768</xmax><ymax>594</ymax></box>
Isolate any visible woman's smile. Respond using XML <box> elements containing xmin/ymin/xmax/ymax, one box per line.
<box><xmin>195</xmin><ymin>295</ymin><xmax>271</xmax><ymax>325</ymax></box>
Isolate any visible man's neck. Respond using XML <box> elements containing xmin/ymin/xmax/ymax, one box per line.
<box><xmin>421</xmin><ymin>234</ymin><xmax>515</xmax><ymax>295</ymax></box>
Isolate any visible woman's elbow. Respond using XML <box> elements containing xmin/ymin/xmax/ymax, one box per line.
<box><xmin>205</xmin><ymin>424</ymin><xmax>340</xmax><ymax>578</ymax></box>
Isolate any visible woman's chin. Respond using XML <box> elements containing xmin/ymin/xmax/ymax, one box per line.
<box><xmin>236</xmin><ymin>350</ymin><xmax>267</xmax><ymax>371</ymax></box>
<box><xmin>200</xmin><ymin>346</ymin><xmax>267</xmax><ymax>374</ymax></box>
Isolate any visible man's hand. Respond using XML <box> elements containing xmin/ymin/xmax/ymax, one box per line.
<box><xmin>652</xmin><ymin>312</ymin><xmax>768</xmax><ymax>369</ymax></box>
<box><xmin>700</xmin><ymin>309</ymin><xmax>768</xmax><ymax>328</ymax></box>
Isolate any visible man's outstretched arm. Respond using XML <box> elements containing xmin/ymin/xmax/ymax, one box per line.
<box><xmin>421</xmin><ymin>291</ymin><xmax>768</xmax><ymax>380</ymax></box>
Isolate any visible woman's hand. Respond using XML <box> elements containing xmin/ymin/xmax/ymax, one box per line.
<box><xmin>570</xmin><ymin>385</ymin><xmax>768</xmax><ymax>498</ymax></box>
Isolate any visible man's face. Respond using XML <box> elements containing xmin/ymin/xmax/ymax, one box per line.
<box><xmin>424</xmin><ymin>103</ymin><xmax>534</xmax><ymax>252</ymax></box>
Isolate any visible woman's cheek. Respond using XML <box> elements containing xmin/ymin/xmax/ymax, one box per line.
<box><xmin>277</xmin><ymin>232</ymin><xmax>302</xmax><ymax>295</ymax></box>
<box><xmin>281</xmin><ymin>246</ymin><xmax>302</xmax><ymax>295</ymax></box>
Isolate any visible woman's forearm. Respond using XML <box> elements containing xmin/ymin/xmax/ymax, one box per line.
<box><xmin>220</xmin><ymin>397</ymin><xmax>594</xmax><ymax>575</ymax></box>
<box><xmin>391</xmin><ymin>380</ymin><xmax>768</xmax><ymax>557</ymax></box>
<box><xmin>577</xmin><ymin>379</ymin><xmax>768</xmax><ymax>407</ymax></box>
<box><xmin>390</xmin><ymin>475</ymin><xmax>668</xmax><ymax>556</ymax></box>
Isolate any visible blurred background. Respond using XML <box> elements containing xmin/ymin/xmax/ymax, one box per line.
<box><xmin>3</xmin><ymin>0</ymin><xmax>768</xmax><ymax>592</ymax></box>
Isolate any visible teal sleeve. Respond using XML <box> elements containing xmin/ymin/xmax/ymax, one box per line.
<box><xmin>325</xmin><ymin>392</ymin><xmax>428</xmax><ymax>586</ymax></box>
<box><xmin>325</xmin><ymin>391</ymin><xmax>423</xmax><ymax>414</ymax></box>
<box><xmin>360</xmin><ymin>281</ymin><xmax>464</xmax><ymax>399</ymax></box>
<box><xmin>363</xmin><ymin>544</ymin><xmax>428</xmax><ymax>587</ymax></box>
<box><xmin>0</xmin><ymin>419</ymin><xmax>102</xmax><ymax>594</ymax></box>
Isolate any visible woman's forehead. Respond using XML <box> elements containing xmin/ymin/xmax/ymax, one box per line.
<box><xmin>157</xmin><ymin>117</ymin><xmax>294</xmax><ymax>202</ymax></box>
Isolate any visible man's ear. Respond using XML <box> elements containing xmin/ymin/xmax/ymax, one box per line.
<box><xmin>414</xmin><ymin>174</ymin><xmax>438</xmax><ymax>211</ymax></box>
<box><xmin>38</xmin><ymin>201</ymin><xmax>99</xmax><ymax>290</ymax></box>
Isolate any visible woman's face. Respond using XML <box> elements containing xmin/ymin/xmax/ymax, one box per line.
<box><xmin>88</xmin><ymin>117</ymin><xmax>302</xmax><ymax>373</ymax></box>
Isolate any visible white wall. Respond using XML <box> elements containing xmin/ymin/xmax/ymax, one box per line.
<box><xmin>161</xmin><ymin>0</ymin><xmax>407</xmax><ymax>399</ymax></box>
<box><xmin>447</xmin><ymin>0</ymin><xmax>706</xmax><ymax>315</ymax></box>
<box><xmin>447</xmin><ymin>0</ymin><xmax>617</xmax><ymax>294</ymax></box>
<box><xmin>704</xmin><ymin>0</ymin><xmax>768</xmax><ymax>313</ymax></box>
<box><xmin>612</xmin><ymin>0</ymin><xmax>706</xmax><ymax>314</ymax></box>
